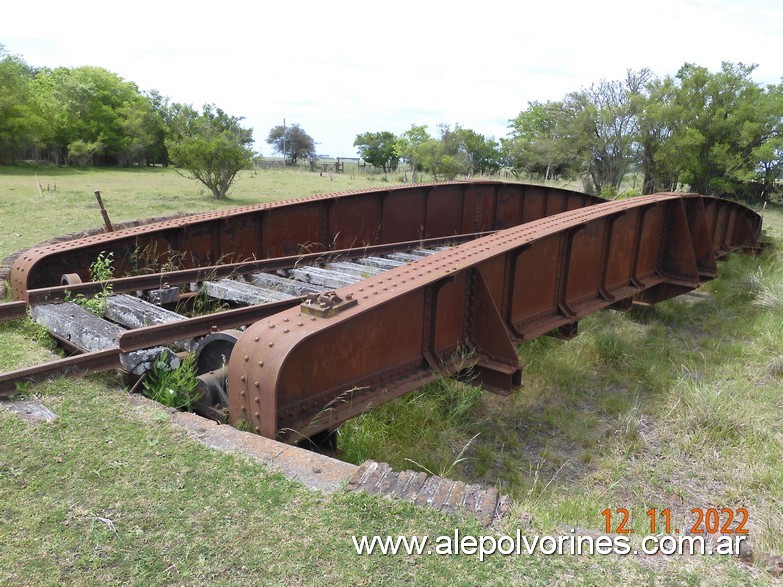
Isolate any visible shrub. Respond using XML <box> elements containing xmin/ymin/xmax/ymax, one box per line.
<box><xmin>141</xmin><ymin>352</ymin><xmax>201</xmax><ymax>411</ymax></box>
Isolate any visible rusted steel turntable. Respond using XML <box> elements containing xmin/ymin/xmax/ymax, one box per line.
<box><xmin>0</xmin><ymin>182</ymin><xmax>762</xmax><ymax>442</ymax></box>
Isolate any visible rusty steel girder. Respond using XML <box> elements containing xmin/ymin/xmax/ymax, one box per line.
<box><xmin>226</xmin><ymin>194</ymin><xmax>761</xmax><ymax>441</ymax></box>
<box><xmin>9</xmin><ymin>181</ymin><xmax>602</xmax><ymax>301</ymax></box>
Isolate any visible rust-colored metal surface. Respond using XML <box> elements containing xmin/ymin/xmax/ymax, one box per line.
<box><xmin>10</xmin><ymin>182</ymin><xmax>602</xmax><ymax>301</ymax></box>
<box><xmin>226</xmin><ymin>194</ymin><xmax>761</xmax><ymax>441</ymax></box>
<box><xmin>0</xmin><ymin>301</ymin><xmax>27</xmax><ymax>322</ymax></box>
<box><xmin>0</xmin><ymin>348</ymin><xmax>122</xmax><ymax>395</ymax></box>
<box><xmin>1</xmin><ymin>182</ymin><xmax>761</xmax><ymax>439</ymax></box>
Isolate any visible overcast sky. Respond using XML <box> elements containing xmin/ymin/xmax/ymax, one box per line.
<box><xmin>3</xmin><ymin>0</ymin><xmax>782</xmax><ymax>158</ymax></box>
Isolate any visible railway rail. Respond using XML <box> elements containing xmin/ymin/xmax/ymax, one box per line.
<box><xmin>0</xmin><ymin>181</ymin><xmax>762</xmax><ymax>443</ymax></box>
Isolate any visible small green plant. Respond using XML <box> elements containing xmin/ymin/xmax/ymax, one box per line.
<box><xmin>89</xmin><ymin>251</ymin><xmax>114</xmax><ymax>282</ymax></box>
<box><xmin>65</xmin><ymin>251</ymin><xmax>114</xmax><ymax>315</ymax></box>
<box><xmin>141</xmin><ymin>352</ymin><xmax>201</xmax><ymax>411</ymax></box>
<box><xmin>233</xmin><ymin>419</ymin><xmax>253</xmax><ymax>432</ymax></box>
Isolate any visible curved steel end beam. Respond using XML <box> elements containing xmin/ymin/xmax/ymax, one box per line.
<box><xmin>226</xmin><ymin>194</ymin><xmax>761</xmax><ymax>441</ymax></box>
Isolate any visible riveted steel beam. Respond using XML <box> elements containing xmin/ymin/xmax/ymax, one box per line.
<box><xmin>226</xmin><ymin>194</ymin><xmax>761</xmax><ymax>441</ymax></box>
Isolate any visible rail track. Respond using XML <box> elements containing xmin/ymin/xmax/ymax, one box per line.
<box><xmin>0</xmin><ymin>181</ymin><xmax>762</xmax><ymax>443</ymax></box>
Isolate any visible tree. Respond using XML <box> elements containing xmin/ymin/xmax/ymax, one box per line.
<box><xmin>116</xmin><ymin>95</ymin><xmax>160</xmax><ymax>167</ymax></box>
<box><xmin>750</xmin><ymin>84</ymin><xmax>783</xmax><ymax>201</ymax></box>
<box><xmin>353</xmin><ymin>131</ymin><xmax>399</xmax><ymax>172</ymax></box>
<box><xmin>394</xmin><ymin>125</ymin><xmax>431</xmax><ymax>182</ymax></box>
<box><xmin>506</xmin><ymin>70</ymin><xmax>651</xmax><ymax>195</ymax></box>
<box><xmin>635</xmin><ymin>76</ymin><xmax>681</xmax><ymax>194</ymax></box>
<box><xmin>424</xmin><ymin>124</ymin><xmax>476</xmax><ymax>180</ymax></box>
<box><xmin>0</xmin><ymin>46</ymin><xmax>46</xmax><ymax>163</ymax></box>
<box><xmin>266</xmin><ymin>123</ymin><xmax>316</xmax><ymax>164</ymax></box>
<box><xmin>666</xmin><ymin>62</ymin><xmax>772</xmax><ymax>196</ymax></box>
<box><xmin>26</xmin><ymin>65</ymin><xmax>162</xmax><ymax>166</ymax></box>
<box><xmin>391</xmin><ymin>124</ymin><xmax>502</xmax><ymax>181</ymax></box>
<box><xmin>67</xmin><ymin>138</ymin><xmax>103</xmax><ymax>167</ymax></box>
<box><xmin>165</xmin><ymin>103</ymin><xmax>254</xmax><ymax>199</ymax></box>
<box><xmin>570</xmin><ymin>69</ymin><xmax>652</xmax><ymax>195</ymax></box>
<box><xmin>453</xmin><ymin>127</ymin><xmax>502</xmax><ymax>175</ymax></box>
<box><xmin>55</xmin><ymin>66</ymin><xmax>148</xmax><ymax>165</ymax></box>
<box><xmin>143</xmin><ymin>90</ymin><xmax>171</xmax><ymax>166</ymax></box>
<box><xmin>504</xmin><ymin>100</ymin><xmax>589</xmax><ymax>181</ymax></box>
<box><xmin>626</xmin><ymin>63</ymin><xmax>783</xmax><ymax>199</ymax></box>
<box><xmin>28</xmin><ymin>67</ymin><xmax>72</xmax><ymax>164</ymax></box>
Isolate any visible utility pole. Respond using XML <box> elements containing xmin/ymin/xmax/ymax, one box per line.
<box><xmin>282</xmin><ymin>118</ymin><xmax>286</xmax><ymax>166</ymax></box>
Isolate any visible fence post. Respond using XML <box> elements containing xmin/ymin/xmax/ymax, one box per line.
<box><xmin>94</xmin><ymin>190</ymin><xmax>114</xmax><ymax>232</ymax></box>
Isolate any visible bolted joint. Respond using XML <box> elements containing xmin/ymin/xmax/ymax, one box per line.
<box><xmin>300</xmin><ymin>291</ymin><xmax>358</xmax><ymax>318</ymax></box>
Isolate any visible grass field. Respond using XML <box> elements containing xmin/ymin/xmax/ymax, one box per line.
<box><xmin>0</xmin><ymin>165</ymin><xmax>390</xmax><ymax>259</ymax></box>
<box><xmin>1</xmin><ymin>166</ymin><xmax>782</xmax><ymax>584</ymax></box>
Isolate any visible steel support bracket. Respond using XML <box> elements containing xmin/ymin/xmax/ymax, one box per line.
<box><xmin>468</xmin><ymin>269</ymin><xmax>524</xmax><ymax>396</ymax></box>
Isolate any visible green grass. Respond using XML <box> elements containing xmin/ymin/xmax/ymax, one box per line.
<box><xmin>1</xmin><ymin>166</ymin><xmax>781</xmax><ymax>583</ymax></box>
<box><xmin>0</xmin><ymin>381</ymin><xmax>766</xmax><ymax>586</ymax></box>
<box><xmin>0</xmin><ymin>165</ymin><xmax>385</xmax><ymax>259</ymax></box>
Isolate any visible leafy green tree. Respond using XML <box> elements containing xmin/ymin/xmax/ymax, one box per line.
<box><xmin>425</xmin><ymin>137</ymin><xmax>464</xmax><ymax>180</ymax></box>
<box><xmin>116</xmin><ymin>95</ymin><xmax>164</xmax><ymax>167</ymax></box>
<box><xmin>266</xmin><ymin>123</ymin><xmax>316</xmax><ymax>164</ymax></box>
<box><xmin>28</xmin><ymin>67</ymin><xmax>72</xmax><ymax>164</ymax></box>
<box><xmin>0</xmin><ymin>46</ymin><xmax>46</xmax><ymax>163</ymax></box>
<box><xmin>428</xmin><ymin>125</ymin><xmax>502</xmax><ymax>179</ymax></box>
<box><xmin>454</xmin><ymin>127</ymin><xmax>502</xmax><ymax>175</ymax></box>
<box><xmin>27</xmin><ymin>65</ymin><xmax>157</xmax><ymax>166</ymax></box>
<box><xmin>504</xmin><ymin>100</ymin><xmax>588</xmax><ymax>181</ymax></box>
<box><xmin>750</xmin><ymin>84</ymin><xmax>783</xmax><ymax>201</ymax></box>
<box><xmin>667</xmin><ymin>62</ymin><xmax>767</xmax><ymax>195</ymax></box>
<box><xmin>392</xmin><ymin>124</ymin><xmax>501</xmax><ymax>181</ymax></box>
<box><xmin>635</xmin><ymin>76</ymin><xmax>682</xmax><ymax>194</ymax></box>
<box><xmin>165</xmin><ymin>103</ymin><xmax>254</xmax><ymax>199</ymax></box>
<box><xmin>633</xmin><ymin>63</ymin><xmax>783</xmax><ymax>199</ymax></box>
<box><xmin>57</xmin><ymin>67</ymin><xmax>146</xmax><ymax>165</ymax></box>
<box><xmin>67</xmin><ymin>138</ymin><xmax>104</xmax><ymax>167</ymax></box>
<box><xmin>143</xmin><ymin>90</ymin><xmax>171</xmax><ymax>166</ymax></box>
<box><xmin>353</xmin><ymin>131</ymin><xmax>399</xmax><ymax>172</ymax></box>
<box><xmin>427</xmin><ymin>125</ymin><xmax>468</xmax><ymax>180</ymax></box>
<box><xmin>394</xmin><ymin>125</ymin><xmax>431</xmax><ymax>182</ymax></box>
<box><xmin>571</xmin><ymin>69</ymin><xmax>652</xmax><ymax>194</ymax></box>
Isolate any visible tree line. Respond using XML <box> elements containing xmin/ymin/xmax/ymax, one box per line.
<box><xmin>354</xmin><ymin>124</ymin><xmax>503</xmax><ymax>181</ymax></box>
<box><xmin>355</xmin><ymin>64</ymin><xmax>783</xmax><ymax>200</ymax></box>
<box><xmin>505</xmin><ymin>64</ymin><xmax>783</xmax><ymax>200</ymax></box>
<box><xmin>2</xmin><ymin>42</ymin><xmax>781</xmax><ymax>200</ymax></box>
<box><xmin>0</xmin><ymin>46</ymin><xmax>170</xmax><ymax>167</ymax></box>
<box><xmin>0</xmin><ymin>44</ymin><xmax>261</xmax><ymax>197</ymax></box>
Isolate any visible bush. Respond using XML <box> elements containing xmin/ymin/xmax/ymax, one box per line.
<box><xmin>141</xmin><ymin>352</ymin><xmax>201</xmax><ymax>411</ymax></box>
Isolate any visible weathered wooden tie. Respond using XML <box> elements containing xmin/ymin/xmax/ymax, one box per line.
<box><xmin>31</xmin><ymin>302</ymin><xmax>175</xmax><ymax>375</ymax></box>
<box><xmin>202</xmin><ymin>279</ymin><xmax>295</xmax><ymax>305</ymax></box>
<box><xmin>247</xmin><ymin>272</ymin><xmax>328</xmax><ymax>296</ymax></box>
